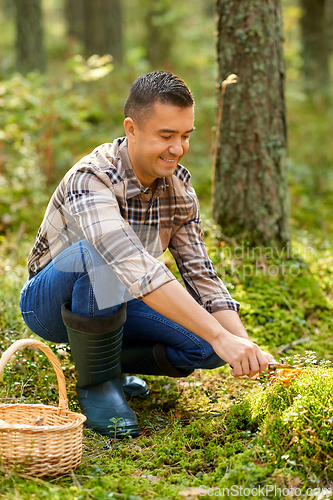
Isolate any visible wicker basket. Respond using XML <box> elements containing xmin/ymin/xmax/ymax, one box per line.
<box><xmin>0</xmin><ymin>339</ymin><xmax>86</xmax><ymax>477</ymax></box>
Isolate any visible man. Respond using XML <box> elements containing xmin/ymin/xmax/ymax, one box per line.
<box><xmin>20</xmin><ymin>71</ymin><xmax>274</xmax><ymax>438</ymax></box>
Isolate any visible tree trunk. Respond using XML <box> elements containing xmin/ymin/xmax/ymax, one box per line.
<box><xmin>83</xmin><ymin>0</ymin><xmax>123</xmax><ymax>63</ymax></box>
<box><xmin>144</xmin><ymin>0</ymin><xmax>175</xmax><ymax>69</ymax></box>
<box><xmin>14</xmin><ymin>0</ymin><xmax>46</xmax><ymax>74</ymax></box>
<box><xmin>300</xmin><ymin>0</ymin><xmax>330</xmax><ymax>97</ymax></box>
<box><xmin>213</xmin><ymin>0</ymin><xmax>290</xmax><ymax>247</ymax></box>
<box><xmin>64</xmin><ymin>0</ymin><xmax>84</xmax><ymax>42</ymax></box>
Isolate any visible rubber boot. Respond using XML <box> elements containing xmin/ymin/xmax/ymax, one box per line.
<box><xmin>61</xmin><ymin>303</ymin><xmax>139</xmax><ymax>438</ymax></box>
<box><xmin>121</xmin><ymin>341</ymin><xmax>194</xmax><ymax>377</ymax></box>
<box><xmin>120</xmin><ymin>374</ymin><xmax>150</xmax><ymax>398</ymax></box>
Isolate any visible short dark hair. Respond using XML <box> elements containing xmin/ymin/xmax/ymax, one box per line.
<box><xmin>124</xmin><ymin>71</ymin><xmax>194</xmax><ymax>127</ymax></box>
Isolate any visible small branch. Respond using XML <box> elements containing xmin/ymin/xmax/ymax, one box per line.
<box><xmin>211</xmin><ymin>74</ymin><xmax>238</xmax><ymax>209</ymax></box>
<box><xmin>277</xmin><ymin>337</ymin><xmax>310</xmax><ymax>355</ymax></box>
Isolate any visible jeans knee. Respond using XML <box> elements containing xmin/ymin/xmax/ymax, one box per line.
<box><xmin>76</xmin><ymin>240</ymin><xmax>104</xmax><ymax>272</ymax></box>
<box><xmin>72</xmin><ymin>240</ymin><xmax>128</xmax><ymax>311</ymax></box>
<box><xmin>166</xmin><ymin>344</ymin><xmax>226</xmax><ymax>371</ymax></box>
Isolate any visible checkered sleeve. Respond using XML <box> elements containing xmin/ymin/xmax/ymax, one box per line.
<box><xmin>168</xmin><ymin>187</ymin><xmax>240</xmax><ymax>313</ymax></box>
<box><xmin>65</xmin><ymin>170</ymin><xmax>175</xmax><ymax>298</ymax></box>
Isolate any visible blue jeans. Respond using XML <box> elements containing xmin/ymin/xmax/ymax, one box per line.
<box><xmin>20</xmin><ymin>240</ymin><xmax>225</xmax><ymax>371</ymax></box>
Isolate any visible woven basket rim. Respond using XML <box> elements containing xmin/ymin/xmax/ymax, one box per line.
<box><xmin>0</xmin><ymin>402</ymin><xmax>81</xmax><ymax>411</ymax></box>
<box><xmin>0</xmin><ymin>403</ymin><xmax>86</xmax><ymax>432</ymax></box>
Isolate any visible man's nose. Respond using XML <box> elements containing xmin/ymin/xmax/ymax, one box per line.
<box><xmin>168</xmin><ymin>139</ymin><xmax>184</xmax><ymax>157</ymax></box>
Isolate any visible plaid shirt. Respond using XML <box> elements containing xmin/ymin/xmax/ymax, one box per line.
<box><xmin>28</xmin><ymin>137</ymin><xmax>239</xmax><ymax>313</ymax></box>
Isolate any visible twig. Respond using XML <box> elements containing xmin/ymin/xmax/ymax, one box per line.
<box><xmin>277</xmin><ymin>337</ymin><xmax>310</xmax><ymax>355</ymax></box>
<box><xmin>211</xmin><ymin>74</ymin><xmax>238</xmax><ymax>207</ymax></box>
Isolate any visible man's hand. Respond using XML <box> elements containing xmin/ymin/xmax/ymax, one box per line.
<box><xmin>211</xmin><ymin>331</ymin><xmax>275</xmax><ymax>378</ymax></box>
<box><xmin>212</xmin><ymin>309</ymin><xmax>276</xmax><ymax>377</ymax></box>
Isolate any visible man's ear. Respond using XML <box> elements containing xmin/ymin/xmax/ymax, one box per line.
<box><xmin>124</xmin><ymin>117</ymin><xmax>136</xmax><ymax>141</ymax></box>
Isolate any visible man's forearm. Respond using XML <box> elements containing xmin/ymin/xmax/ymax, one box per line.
<box><xmin>212</xmin><ymin>310</ymin><xmax>249</xmax><ymax>340</ymax></box>
<box><xmin>142</xmin><ymin>280</ymin><xmax>274</xmax><ymax>377</ymax></box>
<box><xmin>142</xmin><ymin>280</ymin><xmax>223</xmax><ymax>345</ymax></box>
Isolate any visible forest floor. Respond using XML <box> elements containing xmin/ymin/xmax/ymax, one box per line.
<box><xmin>0</xmin><ymin>218</ymin><xmax>332</xmax><ymax>499</ymax></box>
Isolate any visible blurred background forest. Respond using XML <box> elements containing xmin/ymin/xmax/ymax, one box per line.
<box><xmin>0</xmin><ymin>3</ymin><xmax>332</xmax><ymax>492</ymax></box>
<box><xmin>0</xmin><ymin>0</ymin><xmax>332</xmax><ymax>243</ymax></box>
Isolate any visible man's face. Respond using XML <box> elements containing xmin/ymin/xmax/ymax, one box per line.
<box><xmin>125</xmin><ymin>101</ymin><xmax>195</xmax><ymax>188</ymax></box>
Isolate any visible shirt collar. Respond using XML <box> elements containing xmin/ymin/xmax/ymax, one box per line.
<box><xmin>117</xmin><ymin>137</ymin><xmax>166</xmax><ymax>200</ymax></box>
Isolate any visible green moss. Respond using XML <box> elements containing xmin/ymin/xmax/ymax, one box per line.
<box><xmin>251</xmin><ymin>367</ymin><xmax>333</xmax><ymax>475</ymax></box>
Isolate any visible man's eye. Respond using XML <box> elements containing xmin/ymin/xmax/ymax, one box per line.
<box><xmin>162</xmin><ymin>136</ymin><xmax>171</xmax><ymax>140</ymax></box>
<box><xmin>183</xmin><ymin>136</ymin><xmax>190</xmax><ymax>141</ymax></box>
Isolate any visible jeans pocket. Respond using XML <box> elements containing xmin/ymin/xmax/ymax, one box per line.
<box><xmin>21</xmin><ymin>311</ymin><xmax>66</xmax><ymax>343</ymax></box>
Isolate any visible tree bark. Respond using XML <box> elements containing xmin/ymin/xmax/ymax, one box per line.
<box><xmin>83</xmin><ymin>0</ymin><xmax>123</xmax><ymax>63</ymax></box>
<box><xmin>213</xmin><ymin>0</ymin><xmax>290</xmax><ymax>247</ymax></box>
<box><xmin>64</xmin><ymin>0</ymin><xmax>84</xmax><ymax>42</ymax></box>
<box><xmin>14</xmin><ymin>0</ymin><xmax>46</xmax><ymax>74</ymax></box>
<box><xmin>300</xmin><ymin>0</ymin><xmax>330</xmax><ymax>97</ymax></box>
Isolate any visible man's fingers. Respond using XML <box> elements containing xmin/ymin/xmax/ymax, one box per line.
<box><xmin>261</xmin><ymin>350</ymin><xmax>276</xmax><ymax>364</ymax></box>
<box><xmin>247</xmin><ymin>361</ymin><xmax>260</xmax><ymax>378</ymax></box>
<box><xmin>230</xmin><ymin>362</ymin><xmax>242</xmax><ymax>378</ymax></box>
<box><xmin>222</xmin><ymin>335</ymin><xmax>274</xmax><ymax>379</ymax></box>
<box><xmin>256</xmin><ymin>349</ymin><xmax>269</xmax><ymax>372</ymax></box>
<box><xmin>231</xmin><ymin>349</ymin><xmax>269</xmax><ymax>378</ymax></box>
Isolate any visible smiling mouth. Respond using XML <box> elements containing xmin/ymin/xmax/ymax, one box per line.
<box><xmin>160</xmin><ymin>157</ymin><xmax>176</xmax><ymax>163</ymax></box>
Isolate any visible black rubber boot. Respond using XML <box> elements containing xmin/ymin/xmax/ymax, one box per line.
<box><xmin>120</xmin><ymin>374</ymin><xmax>150</xmax><ymax>398</ymax></box>
<box><xmin>121</xmin><ymin>341</ymin><xmax>194</xmax><ymax>378</ymax></box>
<box><xmin>61</xmin><ymin>303</ymin><xmax>139</xmax><ymax>438</ymax></box>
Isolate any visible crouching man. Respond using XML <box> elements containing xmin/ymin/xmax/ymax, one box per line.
<box><xmin>20</xmin><ymin>71</ymin><xmax>275</xmax><ymax>437</ymax></box>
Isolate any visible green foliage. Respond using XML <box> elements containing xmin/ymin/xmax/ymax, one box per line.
<box><xmin>287</xmin><ymin>98</ymin><xmax>333</xmax><ymax>240</ymax></box>
<box><xmin>0</xmin><ymin>237</ymin><xmax>31</xmax><ymax>331</ymax></box>
<box><xmin>0</xmin><ymin>55</ymin><xmax>113</xmax><ymax>234</ymax></box>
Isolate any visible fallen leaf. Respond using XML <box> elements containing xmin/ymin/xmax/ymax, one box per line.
<box><xmin>287</xmin><ymin>475</ymin><xmax>302</xmax><ymax>488</ymax></box>
<box><xmin>178</xmin><ymin>487</ymin><xmax>204</xmax><ymax>500</ymax></box>
<box><xmin>132</xmin><ymin>445</ymin><xmax>143</xmax><ymax>452</ymax></box>
<box><xmin>141</xmin><ymin>474</ymin><xmax>161</xmax><ymax>484</ymax></box>
<box><xmin>253</xmin><ymin>459</ymin><xmax>265</xmax><ymax>467</ymax></box>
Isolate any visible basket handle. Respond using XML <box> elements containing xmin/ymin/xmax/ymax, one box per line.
<box><xmin>0</xmin><ymin>339</ymin><xmax>68</xmax><ymax>410</ymax></box>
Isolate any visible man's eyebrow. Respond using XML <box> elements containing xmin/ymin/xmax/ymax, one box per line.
<box><xmin>158</xmin><ymin>127</ymin><xmax>195</xmax><ymax>134</ymax></box>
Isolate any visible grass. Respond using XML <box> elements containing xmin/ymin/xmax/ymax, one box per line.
<box><xmin>0</xmin><ymin>218</ymin><xmax>333</xmax><ymax>499</ymax></box>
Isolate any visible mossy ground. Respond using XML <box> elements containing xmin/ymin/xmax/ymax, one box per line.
<box><xmin>0</xmin><ymin>224</ymin><xmax>332</xmax><ymax>499</ymax></box>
